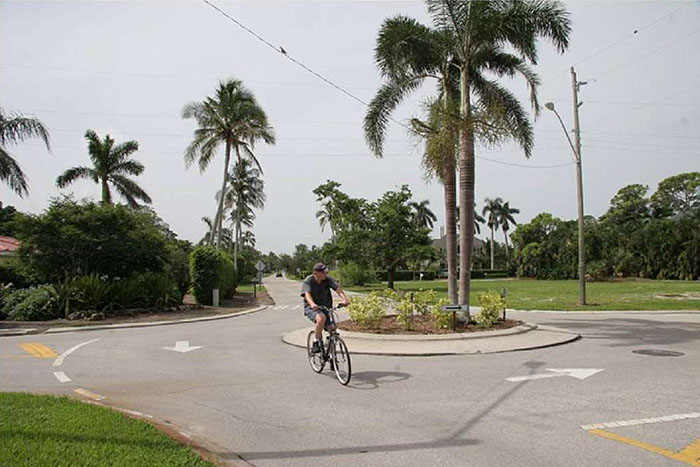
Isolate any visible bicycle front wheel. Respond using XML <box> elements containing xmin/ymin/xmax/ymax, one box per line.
<box><xmin>331</xmin><ymin>336</ymin><xmax>351</xmax><ymax>385</ymax></box>
<box><xmin>307</xmin><ymin>331</ymin><xmax>325</xmax><ymax>373</ymax></box>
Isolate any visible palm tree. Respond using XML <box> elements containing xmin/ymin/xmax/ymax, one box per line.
<box><xmin>482</xmin><ymin>197</ymin><xmax>503</xmax><ymax>269</ymax></box>
<box><xmin>219</xmin><ymin>158</ymin><xmax>265</xmax><ymax>267</ymax></box>
<box><xmin>200</xmin><ymin>216</ymin><xmax>232</xmax><ymax>246</ymax></box>
<box><xmin>182</xmin><ymin>79</ymin><xmax>275</xmax><ymax>248</ymax></box>
<box><xmin>240</xmin><ymin>230</ymin><xmax>256</xmax><ymax>249</ymax></box>
<box><xmin>424</xmin><ymin>0</ymin><xmax>570</xmax><ymax>305</ymax></box>
<box><xmin>410</xmin><ymin>200</ymin><xmax>438</xmax><ymax>229</ymax></box>
<box><xmin>56</xmin><ymin>130</ymin><xmax>151</xmax><ymax>207</ymax></box>
<box><xmin>365</xmin><ymin>16</ymin><xmax>461</xmax><ymax>304</ymax></box>
<box><xmin>0</xmin><ymin>108</ymin><xmax>51</xmax><ymax>197</ymax></box>
<box><xmin>499</xmin><ymin>201</ymin><xmax>520</xmax><ymax>261</ymax></box>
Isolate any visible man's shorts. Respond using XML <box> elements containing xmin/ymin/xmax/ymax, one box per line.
<box><xmin>304</xmin><ymin>305</ymin><xmax>322</xmax><ymax>322</ymax></box>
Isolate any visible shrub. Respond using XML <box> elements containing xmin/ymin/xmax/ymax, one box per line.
<box><xmin>0</xmin><ymin>283</ymin><xmax>13</xmax><ymax>319</ymax></box>
<box><xmin>339</xmin><ymin>262</ymin><xmax>375</xmax><ymax>286</ymax></box>
<box><xmin>413</xmin><ymin>289</ymin><xmax>437</xmax><ymax>315</ymax></box>
<box><xmin>73</xmin><ymin>274</ymin><xmax>112</xmax><ymax>311</ymax></box>
<box><xmin>394</xmin><ymin>294</ymin><xmax>414</xmax><ymax>330</ymax></box>
<box><xmin>0</xmin><ymin>260</ymin><xmax>41</xmax><ymax>289</ymax></box>
<box><xmin>475</xmin><ymin>291</ymin><xmax>505</xmax><ymax>328</ymax></box>
<box><xmin>431</xmin><ymin>298</ymin><xmax>452</xmax><ymax>329</ymax></box>
<box><xmin>348</xmin><ymin>292</ymin><xmax>385</xmax><ymax>328</ymax></box>
<box><xmin>137</xmin><ymin>272</ymin><xmax>180</xmax><ymax>308</ymax></box>
<box><xmin>190</xmin><ymin>246</ymin><xmax>236</xmax><ymax>305</ymax></box>
<box><xmin>3</xmin><ymin>286</ymin><xmax>60</xmax><ymax>321</ymax></box>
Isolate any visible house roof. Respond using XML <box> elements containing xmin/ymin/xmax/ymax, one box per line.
<box><xmin>0</xmin><ymin>236</ymin><xmax>21</xmax><ymax>253</ymax></box>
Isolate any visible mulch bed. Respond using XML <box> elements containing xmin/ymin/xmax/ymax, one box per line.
<box><xmin>338</xmin><ymin>314</ymin><xmax>522</xmax><ymax>335</ymax></box>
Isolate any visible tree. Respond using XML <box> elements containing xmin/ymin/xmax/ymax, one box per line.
<box><xmin>367</xmin><ymin>1</ymin><xmax>571</xmax><ymax>306</ymax></box>
<box><xmin>369</xmin><ymin>186</ymin><xmax>433</xmax><ymax>289</ymax></box>
<box><xmin>182</xmin><ymin>79</ymin><xmax>275</xmax><ymax>247</ymax></box>
<box><xmin>365</xmin><ymin>16</ymin><xmax>461</xmax><ymax>304</ymax></box>
<box><xmin>409</xmin><ymin>200</ymin><xmax>438</xmax><ymax>229</ymax></box>
<box><xmin>482</xmin><ymin>197</ymin><xmax>503</xmax><ymax>269</ymax></box>
<box><xmin>199</xmin><ymin>216</ymin><xmax>231</xmax><ymax>247</ymax></box>
<box><xmin>498</xmin><ymin>201</ymin><xmax>520</xmax><ymax>261</ymax></box>
<box><xmin>56</xmin><ymin>130</ymin><xmax>151</xmax><ymax>208</ymax></box>
<box><xmin>0</xmin><ymin>108</ymin><xmax>51</xmax><ymax>197</ymax></box>
<box><xmin>220</xmin><ymin>158</ymin><xmax>265</xmax><ymax>267</ymax></box>
<box><xmin>650</xmin><ymin>172</ymin><xmax>700</xmax><ymax>217</ymax></box>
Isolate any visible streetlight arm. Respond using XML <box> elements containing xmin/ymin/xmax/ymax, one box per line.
<box><xmin>551</xmin><ymin>108</ymin><xmax>579</xmax><ymax>161</ymax></box>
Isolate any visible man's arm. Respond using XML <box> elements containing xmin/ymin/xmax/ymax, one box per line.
<box><xmin>335</xmin><ymin>287</ymin><xmax>350</xmax><ymax>306</ymax></box>
<box><xmin>305</xmin><ymin>291</ymin><xmax>319</xmax><ymax>309</ymax></box>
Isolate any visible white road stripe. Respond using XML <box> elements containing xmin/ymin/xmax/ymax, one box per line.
<box><xmin>293</xmin><ymin>305</ymin><xmax>301</xmax><ymax>310</ymax></box>
<box><xmin>279</xmin><ymin>305</ymin><xmax>289</xmax><ymax>310</ymax></box>
<box><xmin>74</xmin><ymin>388</ymin><xmax>105</xmax><ymax>401</ymax></box>
<box><xmin>581</xmin><ymin>412</ymin><xmax>700</xmax><ymax>430</ymax></box>
<box><xmin>53</xmin><ymin>371</ymin><xmax>71</xmax><ymax>383</ymax></box>
<box><xmin>53</xmin><ymin>339</ymin><xmax>99</xmax><ymax>367</ymax></box>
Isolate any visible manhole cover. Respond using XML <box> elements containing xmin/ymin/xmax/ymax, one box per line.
<box><xmin>633</xmin><ymin>349</ymin><xmax>685</xmax><ymax>357</ymax></box>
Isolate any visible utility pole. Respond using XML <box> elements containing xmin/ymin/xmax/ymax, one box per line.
<box><xmin>571</xmin><ymin>66</ymin><xmax>587</xmax><ymax>305</ymax></box>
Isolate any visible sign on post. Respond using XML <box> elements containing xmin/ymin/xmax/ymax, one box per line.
<box><xmin>441</xmin><ymin>304</ymin><xmax>470</xmax><ymax>331</ymax></box>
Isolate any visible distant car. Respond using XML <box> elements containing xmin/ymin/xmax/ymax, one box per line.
<box><xmin>276</xmin><ymin>272</ymin><xmax>283</xmax><ymax>277</ymax></box>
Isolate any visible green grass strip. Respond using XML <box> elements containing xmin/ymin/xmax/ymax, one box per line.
<box><xmin>0</xmin><ymin>392</ymin><xmax>215</xmax><ymax>467</ymax></box>
<box><xmin>346</xmin><ymin>279</ymin><xmax>700</xmax><ymax>311</ymax></box>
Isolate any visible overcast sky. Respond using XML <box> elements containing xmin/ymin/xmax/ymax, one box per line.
<box><xmin>2</xmin><ymin>0</ymin><xmax>699</xmax><ymax>255</ymax></box>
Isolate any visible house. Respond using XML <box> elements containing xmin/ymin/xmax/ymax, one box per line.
<box><xmin>0</xmin><ymin>236</ymin><xmax>20</xmax><ymax>263</ymax></box>
<box><xmin>432</xmin><ymin>230</ymin><xmax>486</xmax><ymax>276</ymax></box>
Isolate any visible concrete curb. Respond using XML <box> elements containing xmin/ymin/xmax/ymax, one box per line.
<box><xmin>282</xmin><ymin>323</ymin><xmax>580</xmax><ymax>356</ymax></box>
<box><xmin>509</xmin><ymin>308</ymin><xmax>700</xmax><ymax>314</ymax></box>
<box><xmin>38</xmin><ymin>305</ymin><xmax>268</xmax><ymax>334</ymax></box>
<box><xmin>0</xmin><ymin>328</ymin><xmax>36</xmax><ymax>337</ymax></box>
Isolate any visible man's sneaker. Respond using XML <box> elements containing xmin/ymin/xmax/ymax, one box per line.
<box><xmin>312</xmin><ymin>340</ymin><xmax>322</xmax><ymax>354</ymax></box>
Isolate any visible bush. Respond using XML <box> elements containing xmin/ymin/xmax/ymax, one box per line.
<box><xmin>339</xmin><ymin>262</ymin><xmax>375</xmax><ymax>286</ymax></box>
<box><xmin>413</xmin><ymin>289</ymin><xmax>437</xmax><ymax>315</ymax></box>
<box><xmin>471</xmin><ymin>269</ymin><xmax>509</xmax><ymax>279</ymax></box>
<box><xmin>431</xmin><ymin>298</ymin><xmax>452</xmax><ymax>329</ymax></box>
<box><xmin>190</xmin><ymin>246</ymin><xmax>236</xmax><ymax>305</ymax></box>
<box><xmin>394</xmin><ymin>294</ymin><xmax>414</xmax><ymax>330</ymax></box>
<box><xmin>0</xmin><ymin>260</ymin><xmax>41</xmax><ymax>289</ymax></box>
<box><xmin>475</xmin><ymin>291</ymin><xmax>505</xmax><ymax>328</ymax></box>
<box><xmin>348</xmin><ymin>292</ymin><xmax>385</xmax><ymax>328</ymax></box>
<box><xmin>375</xmin><ymin>270</ymin><xmax>437</xmax><ymax>282</ymax></box>
<box><xmin>3</xmin><ymin>286</ymin><xmax>60</xmax><ymax>321</ymax></box>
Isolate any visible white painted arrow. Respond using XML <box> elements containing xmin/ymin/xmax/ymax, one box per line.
<box><xmin>162</xmin><ymin>341</ymin><xmax>202</xmax><ymax>353</ymax></box>
<box><xmin>506</xmin><ymin>368</ymin><xmax>604</xmax><ymax>382</ymax></box>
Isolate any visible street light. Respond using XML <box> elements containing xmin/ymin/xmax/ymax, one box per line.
<box><xmin>545</xmin><ymin>99</ymin><xmax>587</xmax><ymax>305</ymax></box>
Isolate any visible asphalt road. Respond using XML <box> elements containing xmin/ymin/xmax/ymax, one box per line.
<box><xmin>2</xmin><ymin>276</ymin><xmax>699</xmax><ymax>466</ymax></box>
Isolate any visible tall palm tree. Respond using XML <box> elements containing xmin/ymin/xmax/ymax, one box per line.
<box><xmin>240</xmin><ymin>230</ymin><xmax>256</xmax><ymax>249</ymax></box>
<box><xmin>424</xmin><ymin>0</ymin><xmax>570</xmax><ymax>305</ymax></box>
<box><xmin>365</xmin><ymin>16</ymin><xmax>461</xmax><ymax>304</ymax></box>
<box><xmin>316</xmin><ymin>202</ymin><xmax>336</xmax><ymax>235</ymax></box>
<box><xmin>56</xmin><ymin>130</ymin><xmax>151</xmax><ymax>207</ymax></box>
<box><xmin>182</xmin><ymin>79</ymin><xmax>275</xmax><ymax>248</ymax></box>
<box><xmin>200</xmin><ymin>216</ymin><xmax>232</xmax><ymax>246</ymax></box>
<box><xmin>482</xmin><ymin>197</ymin><xmax>503</xmax><ymax>269</ymax></box>
<box><xmin>219</xmin><ymin>158</ymin><xmax>265</xmax><ymax>267</ymax></box>
<box><xmin>410</xmin><ymin>200</ymin><xmax>438</xmax><ymax>229</ymax></box>
<box><xmin>499</xmin><ymin>201</ymin><xmax>520</xmax><ymax>261</ymax></box>
<box><xmin>0</xmin><ymin>108</ymin><xmax>51</xmax><ymax>197</ymax></box>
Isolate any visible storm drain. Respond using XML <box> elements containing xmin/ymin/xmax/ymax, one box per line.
<box><xmin>633</xmin><ymin>349</ymin><xmax>685</xmax><ymax>357</ymax></box>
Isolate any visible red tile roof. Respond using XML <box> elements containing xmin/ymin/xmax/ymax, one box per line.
<box><xmin>0</xmin><ymin>236</ymin><xmax>20</xmax><ymax>253</ymax></box>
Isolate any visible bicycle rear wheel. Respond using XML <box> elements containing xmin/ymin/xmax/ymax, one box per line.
<box><xmin>307</xmin><ymin>331</ymin><xmax>325</xmax><ymax>373</ymax></box>
<box><xmin>331</xmin><ymin>336</ymin><xmax>351</xmax><ymax>385</ymax></box>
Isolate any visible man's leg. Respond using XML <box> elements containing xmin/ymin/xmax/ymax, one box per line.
<box><xmin>314</xmin><ymin>312</ymin><xmax>326</xmax><ymax>341</ymax></box>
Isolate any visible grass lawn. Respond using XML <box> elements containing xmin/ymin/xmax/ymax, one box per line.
<box><xmin>0</xmin><ymin>392</ymin><xmax>215</xmax><ymax>467</ymax></box>
<box><xmin>345</xmin><ymin>278</ymin><xmax>700</xmax><ymax>311</ymax></box>
<box><xmin>237</xmin><ymin>283</ymin><xmax>266</xmax><ymax>293</ymax></box>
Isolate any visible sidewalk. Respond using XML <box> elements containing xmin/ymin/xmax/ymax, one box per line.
<box><xmin>282</xmin><ymin>323</ymin><xmax>580</xmax><ymax>356</ymax></box>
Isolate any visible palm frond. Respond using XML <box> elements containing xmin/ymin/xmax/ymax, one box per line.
<box><xmin>0</xmin><ymin>147</ymin><xmax>28</xmax><ymax>196</ymax></box>
<box><xmin>56</xmin><ymin>166</ymin><xmax>97</xmax><ymax>188</ymax></box>
<box><xmin>0</xmin><ymin>109</ymin><xmax>51</xmax><ymax>150</ymax></box>
<box><xmin>111</xmin><ymin>174</ymin><xmax>152</xmax><ymax>206</ymax></box>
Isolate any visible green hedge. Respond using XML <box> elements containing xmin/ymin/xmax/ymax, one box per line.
<box><xmin>189</xmin><ymin>246</ymin><xmax>236</xmax><ymax>305</ymax></box>
<box><xmin>471</xmin><ymin>269</ymin><xmax>509</xmax><ymax>279</ymax></box>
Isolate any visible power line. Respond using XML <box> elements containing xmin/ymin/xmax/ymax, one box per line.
<box><xmin>200</xmin><ymin>0</ymin><xmax>372</xmax><ymax>110</ymax></box>
<box><xmin>550</xmin><ymin>3</ymin><xmax>690</xmax><ymax>81</ymax></box>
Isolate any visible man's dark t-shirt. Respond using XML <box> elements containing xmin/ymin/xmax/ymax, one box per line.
<box><xmin>301</xmin><ymin>275</ymin><xmax>339</xmax><ymax>309</ymax></box>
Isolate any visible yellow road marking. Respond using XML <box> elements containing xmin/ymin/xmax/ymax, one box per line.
<box><xmin>589</xmin><ymin>429</ymin><xmax>700</xmax><ymax>466</ymax></box>
<box><xmin>74</xmin><ymin>388</ymin><xmax>105</xmax><ymax>401</ymax></box>
<box><xmin>18</xmin><ymin>343</ymin><xmax>58</xmax><ymax>358</ymax></box>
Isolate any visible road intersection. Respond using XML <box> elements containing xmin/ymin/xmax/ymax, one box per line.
<box><xmin>1</xmin><ymin>276</ymin><xmax>698</xmax><ymax>466</ymax></box>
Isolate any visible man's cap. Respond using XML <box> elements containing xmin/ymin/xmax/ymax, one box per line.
<box><xmin>313</xmin><ymin>262</ymin><xmax>329</xmax><ymax>273</ymax></box>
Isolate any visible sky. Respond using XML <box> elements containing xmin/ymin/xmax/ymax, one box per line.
<box><xmin>2</xmin><ymin>0</ymin><xmax>699</xmax><ymax>255</ymax></box>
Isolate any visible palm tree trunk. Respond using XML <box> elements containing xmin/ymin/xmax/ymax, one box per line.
<box><xmin>232</xmin><ymin>145</ymin><xmax>243</xmax><ymax>272</ymax></box>
<box><xmin>444</xmin><ymin>156</ymin><xmax>458</xmax><ymax>305</ymax></box>
<box><xmin>503</xmin><ymin>230</ymin><xmax>510</xmax><ymax>262</ymax></box>
<box><xmin>214</xmin><ymin>140</ymin><xmax>232</xmax><ymax>247</ymax></box>
<box><xmin>490</xmin><ymin>227</ymin><xmax>495</xmax><ymax>270</ymax></box>
<box><xmin>458</xmin><ymin>68</ymin><xmax>475</xmax><ymax>309</ymax></box>
<box><xmin>101</xmin><ymin>177</ymin><xmax>111</xmax><ymax>204</ymax></box>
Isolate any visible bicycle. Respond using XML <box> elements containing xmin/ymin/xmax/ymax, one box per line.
<box><xmin>306</xmin><ymin>304</ymin><xmax>352</xmax><ymax>385</ymax></box>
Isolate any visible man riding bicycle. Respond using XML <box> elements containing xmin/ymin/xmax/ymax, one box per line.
<box><xmin>301</xmin><ymin>262</ymin><xmax>350</xmax><ymax>354</ymax></box>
